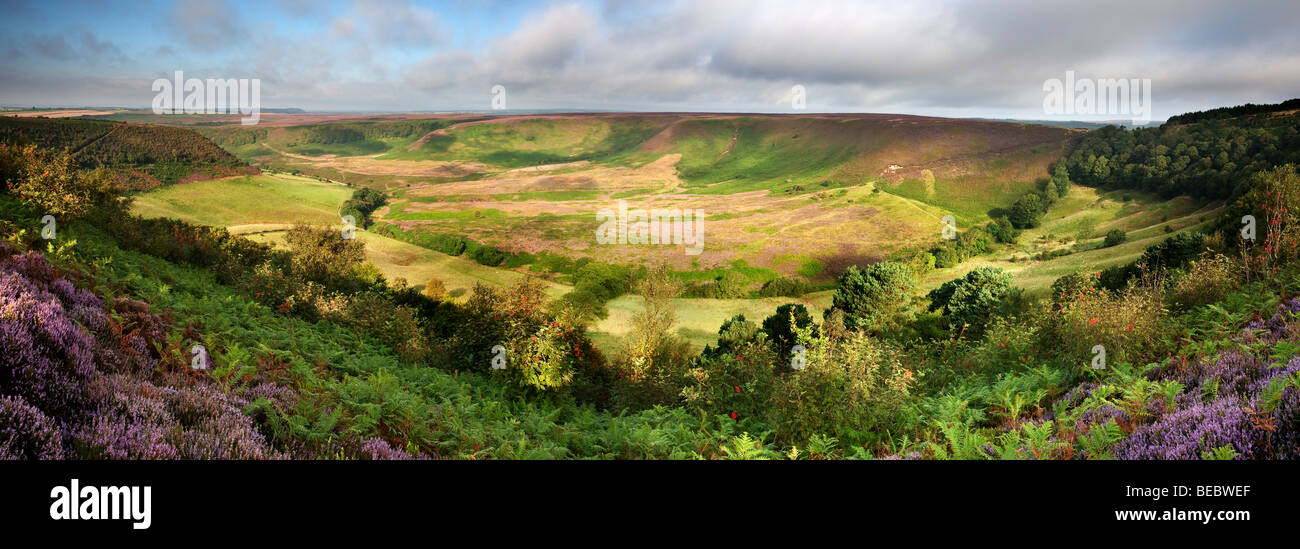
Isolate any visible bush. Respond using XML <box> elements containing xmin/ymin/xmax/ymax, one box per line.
<box><xmin>761</xmin><ymin>303</ymin><xmax>815</xmax><ymax>358</ymax></box>
<box><xmin>712</xmin><ymin>270</ymin><xmax>750</xmax><ymax>298</ymax></box>
<box><xmin>681</xmin><ymin>315</ymin><xmax>779</xmax><ymax>423</ymax></box>
<box><xmin>830</xmin><ymin>262</ymin><xmax>916</xmax><ymax>332</ymax></box>
<box><xmin>284</xmin><ymin>223</ymin><xmax>366</xmax><ymax>290</ymax></box>
<box><xmin>759</xmin><ymin>276</ymin><xmax>807</xmax><ymax>297</ymax></box>
<box><xmin>422</xmin><ymin>277</ymin><xmax>446</xmax><ymax>301</ymax></box>
<box><xmin>1103</xmin><ymin>229</ymin><xmax>1127</xmax><ymax>247</ymax></box>
<box><xmin>1053</xmin><ymin>276</ymin><xmax>1167</xmax><ymax>368</ymax></box>
<box><xmin>1051</xmin><ymin>271</ymin><xmax>1100</xmax><ymax>309</ymax></box>
<box><xmin>7</xmin><ymin>145</ymin><xmax>113</xmax><ymax>219</ymax></box>
<box><xmin>465</xmin><ymin>241</ymin><xmax>508</xmax><ymax>266</ymax></box>
<box><xmin>1008</xmin><ymin>193</ymin><xmax>1048</xmax><ymax>229</ymax></box>
<box><xmin>932</xmin><ymin>247</ymin><xmax>959</xmax><ymax>268</ymax></box>
<box><xmin>987</xmin><ymin>217</ymin><xmax>1019</xmax><ymax>244</ymax></box>
<box><xmin>769</xmin><ymin>328</ymin><xmax>914</xmax><ymax>447</ymax></box>
<box><xmin>1168</xmin><ymin>254</ymin><xmax>1241</xmax><ymax>310</ymax></box>
<box><xmin>1140</xmin><ymin>231</ymin><xmax>1206</xmax><ymax>271</ymax></box>
<box><xmin>927</xmin><ymin>267</ymin><xmax>1021</xmax><ymax>332</ymax></box>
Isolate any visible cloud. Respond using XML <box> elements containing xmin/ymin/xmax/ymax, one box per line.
<box><xmin>168</xmin><ymin>0</ymin><xmax>249</xmax><ymax>48</ymax></box>
<box><xmin>3</xmin><ymin>0</ymin><xmax>1299</xmax><ymax>116</ymax></box>
<box><xmin>333</xmin><ymin>0</ymin><xmax>444</xmax><ymax>50</ymax></box>
<box><xmin>32</xmin><ymin>34</ymin><xmax>74</xmax><ymax>61</ymax></box>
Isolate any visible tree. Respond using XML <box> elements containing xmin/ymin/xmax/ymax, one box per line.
<box><xmin>422</xmin><ymin>277</ymin><xmax>446</xmax><ymax>301</ymax></box>
<box><xmin>830</xmin><ymin>262</ymin><xmax>916</xmax><ymax>332</ymax></box>
<box><xmin>1008</xmin><ymin>193</ymin><xmax>1047</xmax><ymax>229</ymax></box>
<box><xmin>926</xmin><ymin>266</ymin><xmax>1021</xmax><ymax>331</ymax></box>
<box><xmin>283</xmin><ymin>223</ymin><xmax>366</xmax><ymax>288</ymax></box>
<box><xmin>7</xmin><ymin>144</ymin><xmax>112</xmax><ymax>219</ymax></box>
<box><xmin>761</xmin><ymin>303</ymin><xmax>815</xmax><ymax>358</ymax></box>
<box><xmin>621</xmin><ymin>263</ymin><xmax>685</xmax><ymax>386</ymax></box>
<box><xmin>1103</xmin><ymin>229</ymin><xmax>1127</xmax><ymax>247</ymax></box>
<box><xmin>1051</xmin><ymin>164</ymin><xmax>1071</xmax><ymax>197</ymax></box>
<box><xmin>987</xmin><ymin>217</ymin><xmax>1019</xmax><ymax>244</ymax></box>
<box><xmin>1139</xmin><ymin>231</ymin><xmax>1206</xmax><ymax>271</ymax></box>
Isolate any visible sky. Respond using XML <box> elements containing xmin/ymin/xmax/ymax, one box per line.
<box><xmin>1</xmin><ymin>0</ymin><xmax>1298</xmax><ymax>121</ymax></box>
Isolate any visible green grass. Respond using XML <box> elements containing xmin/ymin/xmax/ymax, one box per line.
<box><xmin>917</xmin><ymin>185</ymin><xmax>1224</xmax><ymax>298</ymax></box>
<box><xmin>130</xmin><ymin>173</ymin><xmax>352</xmax><ymax>226</ymax></box>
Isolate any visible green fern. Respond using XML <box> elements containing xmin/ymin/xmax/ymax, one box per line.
<box><xmin>1201</xmin><ymin>444</ymin><xmax>1239</xmax><ymax>460</ymax></box>
<box><xmin>1078</xmin><ymin>419</ymin><xmax>1123</xmax><ymax>459</ymax></box>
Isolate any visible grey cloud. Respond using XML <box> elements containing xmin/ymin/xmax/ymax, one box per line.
<box><xmin>168</xmin><ymin>0</ymin><xmax>249</xmax><ymax>48</ymax></box>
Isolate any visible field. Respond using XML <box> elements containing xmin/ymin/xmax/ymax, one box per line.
<box><xmin>194</xmin><ymin>113</ymin><xmax>1080</xmax><ymax>280</ymax></box>
<box><xmin>125</xmin><ymin>113</ymin><xmax>1216</xmax><ymax>352</ymax></box>
<box><xmin>131</xmin><ymin>173</ymin><xmax>352</xmax><ymax>227</ymax></box>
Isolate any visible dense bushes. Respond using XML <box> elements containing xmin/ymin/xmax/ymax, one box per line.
<box><xmin>371</xmin><ymin>222</ymin><xmax>517</xmax><ymax>267</ymax></box>
<box><xmin>305</xmin><ymin>126</ymin><xmax>364</xmax><ymax>144</ymax></box>
<box><xmin>340</xmin><ymin>187</ymin><xmax>387</xmax><ymax>228</ymax></box>
<box><xmin>830</xmin><ymin>262</ymin><xmax>915</xmax><ymax>332</ymax></box>
<box><xmin>3</xmin><ymin>144</ymin><xmax>114</xmax><ymax>219</ymax></box>
<box><xmin>926</xmin><ymin>267</ymin><xmax>1021</xmax><ymax>332</ymax></box>
<box><xmin>759</xmin><ymin>276</ymin><xmax>807</xmax><ymax>297</ymax></box>
<box><xmin>556</xmin><ymin>261</ymin><xmax>632</xmax><ymax>322</ymax></box>
<box><xmin>1102</xmin><ymin>229</ymin><xmax>1127</xmax><ymax>247</ymax></box>
<box><xmin>683</xmin><ymin>269</ymin><xmax>751</xmax><ymax>298</ymax></box>
<box><xmin>1063</xmin><ymin>101</ymin><xmax>1300</xmax><ymax>201</ymax></box>
<box><xmin>465</xmin><ymin>240</ymin><xmax>508</xmax><ymax>266</ymax></box>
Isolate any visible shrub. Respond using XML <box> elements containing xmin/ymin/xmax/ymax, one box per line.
<box><xmin>1140</xmin><ymin>231</ymin><xmax>1206</xmax><ymax>272</ymax></box>
<box><xmin>682</xmin><ymin>315</ymin><xmax>778</xmax><ymax>423</ymax></box>
<box><xmin>926</xmin><ymin>266</ymin><xmax>1021</xmax><ymax>332</ymax></box>
<box><xmin>7</xmin><ymin>145</ymin><xmax>113</xmax><ymax>219</ymax></box>
<box><xmin>1008</xmin><ymin>193</ymin><xmax>1048</xmax><ymax>229</ymax></box>
<box><xmin>761</xmin><ymin>303</ymin><xmax>815</xmax><ymax>358</ymax></box>
<box><xmin>1051</xmin><ymin>271</ymin><xmax>1101</xmax><ymax>309</ymax></box>
<box><xmin>830</xmin><ymin>262</ymin><xmax>916</xmax><ymax>332</ymax></box>
<box><xmin>987</xmin><ymin>217</ymin><xmax>1019</xmax><ymax>244</ymax></box>
<box><xmin>769</xmin><ymin>327</ymin><xmax>914</xmax><ymax>447</ymax></box>
<box><xmin>1168</xmin><ymin>253</ymin><xmax>1241</xmax><ymax>310</ymax></box>
<box><xmin>422</xmin><ymin>277</ymin><xmax>446</xmax><ymax>301</ymax></box>
<box><xmin>283</xmin><ymin>223</ymin><xmax>366</xmax><ymax>290</ymax></box>
<box><xmin>1103</xmin><ymin>229</ymin><xmax>1127</xmax><ymax>247</ymax></box>
<box><xmin>465</xmin><ymin>241</ymin><xmax>508</xmax><ymax>266</ymax></box>
<box><xmin>712</xmin><ymin>270</ymin><xmax>751</xmax><ymax>298</ymax></box>
<box><xmin>932</xmin><ymin>247</ymin><xmax>959</xmax><ymax>268</ymax></box>
<box><xmin>1053</xmin><ymin>275</ymin><xmax>1167</xmax><ymax>368</ymax></box>
<box><xmin>759</xmin><ymin>276</ymin><xmax>807</xmax><ymax>297</ymax></box>
<box><xmin>616</xmin><ymin>265</ymin><xmax>690</xmax><ymax>407</ymax></box>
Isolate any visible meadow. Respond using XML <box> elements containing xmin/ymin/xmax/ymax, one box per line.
<box><xmin>130</xmin><ymin>114</ymin><xmax>1209</xmax><ymax>350</ymax></box>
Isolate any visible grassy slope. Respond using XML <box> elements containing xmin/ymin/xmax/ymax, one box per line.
<box><xmin>145</xmin><ymin>113</ymin><xmax>1209</xmax><ymax>350</ymax></box>
<box><xmin>131</xmin><ymin>174</ymin><xmax>351</xmax><ymax>226</ymax></box>
<box><xmin>130</xmin><ymin>173</ymin><xmax>567</xmax><ymax>296</ymax></box>
<box><xmin>918</xmin><ymin>185</ymin><xmax>1222</xmax><ymax>297</ymax></box>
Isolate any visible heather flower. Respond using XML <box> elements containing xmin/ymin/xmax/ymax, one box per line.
<box><xmin>1115</xmin><ymin>399</ymin><xmax>1254</xmax><ymax>460</ymax></box>
<box><xmin>0</xmin><ymin>269</ymin><xmax>97</xmax><ymax>415</ymax></box>
<box><xmin>360</xmin><ymin>438</ymin><xmax>420</xmax><ymax>460</ymax></box>
<box><xmin>0</xmin><ymin>395</ymin><xmax>63</xmax><ymax>459</ymax></box>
